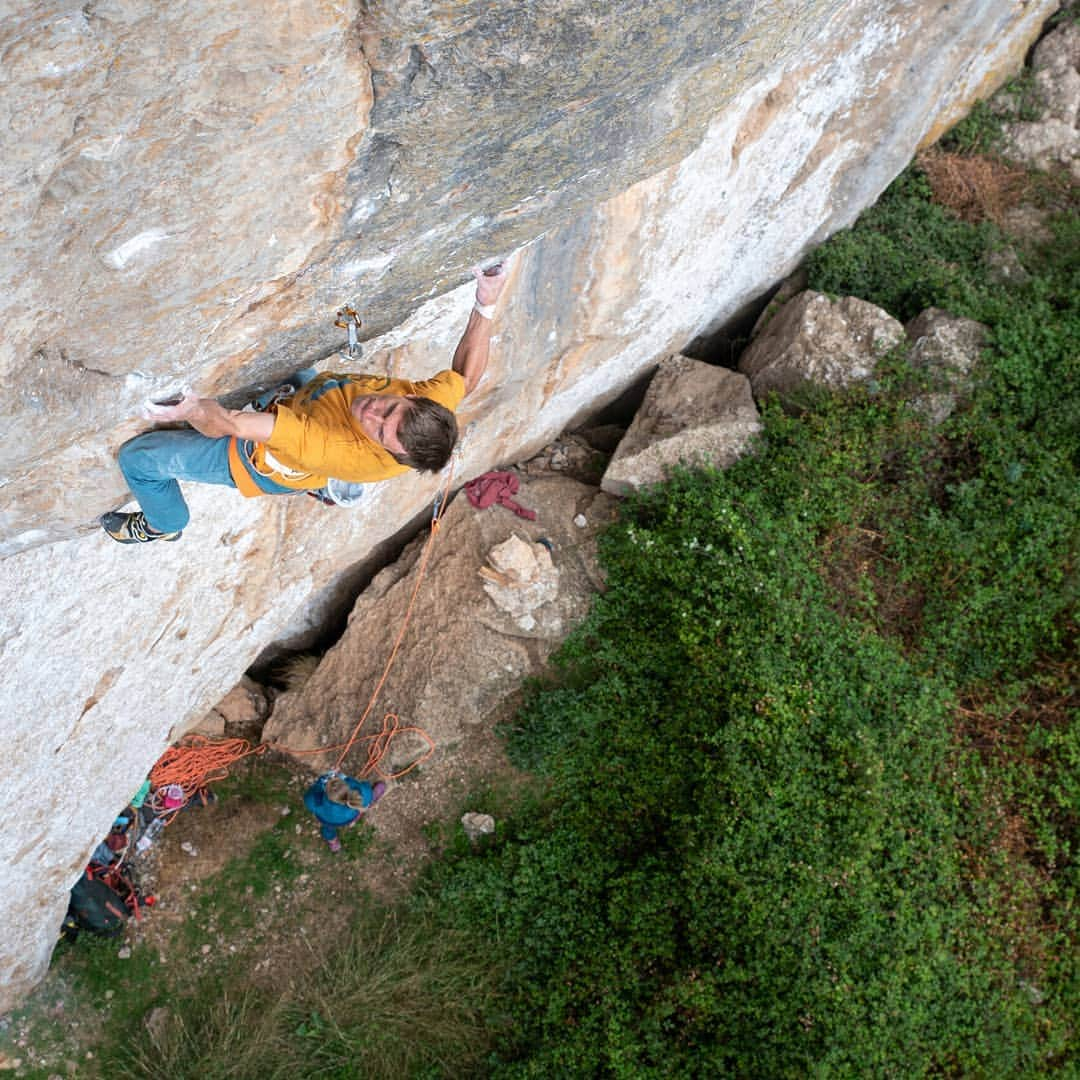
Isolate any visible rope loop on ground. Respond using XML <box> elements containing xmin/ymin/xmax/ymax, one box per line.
<box><xmin>148</xmin><ymin>734</ymin><xmax>267</xmax><ymax>811</ymax></box>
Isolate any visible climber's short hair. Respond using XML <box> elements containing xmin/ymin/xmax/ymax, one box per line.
<box><xmin>325</xmin><ymin>776</ymin><xmax>365</xmax><ymax>810</ymax></box>
<box><xmin>395</xmin><ymin>396</ymin><xmax>459</xmax><ymax>473</ymax></box>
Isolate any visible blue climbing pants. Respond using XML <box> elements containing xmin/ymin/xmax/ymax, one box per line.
<box><xmin>117</xmin><ymin>429</ymin><xmax>297</xmax><ymax>533</ymax></box>
<box><xmin>117</xmin><ymin>430</ymin><xmax>236</xmax><ymax>534</ymax></box>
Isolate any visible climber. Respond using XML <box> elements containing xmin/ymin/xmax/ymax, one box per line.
<box><xmin>303</xmin><ymin>773</ymin><xmax>387</xmax><ymax>853</ymax></box>
<box><xmin>101</xmin><ymin>261</ymin><xmax>511</xmax><ymax>544</ymax></box>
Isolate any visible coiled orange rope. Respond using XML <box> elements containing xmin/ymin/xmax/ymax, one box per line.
<box><xmin>148</xmin><ymin>733</ymin><xmax>267</xmax><ymax>804</ymax></box>
<box><xmin>270</xmin><ymin>712</ymin><xmax>436</xmax><ymax>780</ymax></box>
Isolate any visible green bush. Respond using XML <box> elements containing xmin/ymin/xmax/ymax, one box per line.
<box><xmin>443</xmin><ymin>464</ymin><xmax>1061</xmax><ymax>1075</ymax></box>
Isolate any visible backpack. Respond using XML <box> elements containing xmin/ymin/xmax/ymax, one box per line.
<box><xmin>64</xmin><ymin>873</ymin><xmax>130</xmax><ymax>939</ymax></box>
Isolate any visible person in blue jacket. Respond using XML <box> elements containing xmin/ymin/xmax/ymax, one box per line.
<box><xmin>303</xmin><ymin>773</ymin><xmax>386</xmax><ymax>852</ymax></box>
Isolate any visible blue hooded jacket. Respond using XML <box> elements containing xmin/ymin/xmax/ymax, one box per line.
<box><xmin>303</xmin><ymin>773</ymin><xmax>373</xmax><ymax>829</ymax></box>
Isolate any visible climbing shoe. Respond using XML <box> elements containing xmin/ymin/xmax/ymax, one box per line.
<box><xmin>370</xmin><ymin>781</ymin><xmax>387</xmax><ymax>806</ymax></box>
<box><xmin>101</xmin><ymin>511</ymin><xmax>182</xmax><ymax>545</ymax></box>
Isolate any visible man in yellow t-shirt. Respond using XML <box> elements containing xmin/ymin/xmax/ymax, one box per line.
<box><xmin>102</xmin><ymin>263</ymin><xmax>509</xmax><ymax>544</ymax></box>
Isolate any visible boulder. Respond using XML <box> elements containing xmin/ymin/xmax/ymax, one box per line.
<box><xmin>184</xmin><ymin>676</ymin><xmax>271</xmax><ymax>740</ymax></box>
<box><xmin>1002</xmin><ymin>22</ymin><xmax>1080</xmax><ymax>179</ymax></box>
<box><xmin>738</xmin><ymin>291</ymin><xmax>905</xmax><ymax>406</ymax></box>
<box><xmin>262</xmin><ymin>474</ymin><xmax>617</xmax><ymax>768</ymax></box>
<box><xmin>749</xmin><ymin>269</ymin><xmax>810</xmax><ymax>339</ymax></box>
<box><xmin>601</xmin><ymin>356</ymin><xmax>761</xmax><ymax>495</ymax></box>
<box><xmin>480</xmin><ymin>535</ymin><xmax>561</xmax><ymax>633</ymax></box>
<box><xmin>985</xmin><ymin>246</ymin><xmax>1031</xmax><ymax>287</ymax></box>
<box><xmin>906</xmin><ymin>309</ymin><xmax>988</xmax><ymax>377</ymax></box>
<box><xmin>461</xmin><ymin>813</ymin><xmax>496</xmax><ymax>844</ymax></box>
<box><xmin>1000</xmin><ymin>202</ymin><xmax>1057</xmax><ymax>246</ymax></box>
<box><xmin>905</xmin><ymin>308</ymin><xmax>988</xmax><ymax>424</ymax></box>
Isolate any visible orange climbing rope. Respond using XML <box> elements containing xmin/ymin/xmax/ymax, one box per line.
<box><xmin>267</xmin><ymin>464</ymin><xmax>454</xmax><ymax>776</ymax></box>
<box><xmin>148</xmin><ymin>733</ymin><xmax>267</xmax><ymax>806</ymax></box>
<box><xmin>270</xmin><ymin>712</ymin><xmax>436</xmax><ymax>780</ymax></box>
<box><xmin>328</xmin><ymin>462</ymin><xmax>454</xmax><ymax>775</ymax></box>
<box><xmin>356</xmin><ymin>712</ymin><xmax>435</xmax><ymax>781</ymax></box>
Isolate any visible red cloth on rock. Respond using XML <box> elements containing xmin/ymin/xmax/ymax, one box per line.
<box><xmin>464</xmin><ymin>471</ymin><xmax>537</xmax><ymax>521</ymax></box>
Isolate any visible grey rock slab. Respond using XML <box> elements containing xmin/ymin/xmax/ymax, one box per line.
<box><xmin>0</xmin><ymin>0</ymin><xmax>1052</xmax><ymax>550</ymax></box>
<box><xmin>602</xmin><ymin>355</ymin><xmax>761</xmax><ymax>496</ymax></box>
<box><xmin>738</xmin><ymin>291</ymin><xmax>904</xmax><ymax>406</ymax></box>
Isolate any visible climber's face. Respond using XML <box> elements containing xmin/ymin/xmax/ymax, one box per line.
<box><xmin>352</xmin><ymin>394</ymin><xmax>412</xmax><ymax>457</ymax></box>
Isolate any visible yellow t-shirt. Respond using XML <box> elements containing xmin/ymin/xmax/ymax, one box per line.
<box><xmin>228</xmin><ymin>370</ymin><xmax>465</xmax><ymax>495</ymax></box>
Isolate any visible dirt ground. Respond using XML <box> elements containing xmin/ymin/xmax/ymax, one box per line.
<box><xmin>0</xmin><ymin>697</ymin><xmax>527</xmax><ymax>1076</ymax></box>
<box><xmin>142</xmin><ymin>716</ymin><xmax>522</xmax><ymax>981</ymax></box>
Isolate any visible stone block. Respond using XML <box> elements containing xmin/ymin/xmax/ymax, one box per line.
<box><xmin>601</xmin><ymin>356</ymin><xmax>761</xmax><ymax>496</ymax></box>
<box><xmin>738</xmin><ymin>291</ymin><xmax>904</xmax><ymax>406</ymax></box>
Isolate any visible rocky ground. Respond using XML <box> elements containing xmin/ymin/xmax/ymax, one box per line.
<box><xmin>0</xmin><ymin>439</ymin><xmax>608</xmax><ymax>1077</ymax></box>
<box><xmin>0</xmin><ymin>703</ymin><xmax>528</xmax><ymax>1076</ymax></box>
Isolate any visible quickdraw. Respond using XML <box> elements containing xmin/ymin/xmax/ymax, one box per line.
<box><xmin>335</xmin><ymin>307</ymin><xmax>363</xmax><ymax>358</ymax></box>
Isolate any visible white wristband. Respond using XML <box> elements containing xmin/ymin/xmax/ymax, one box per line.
<box><xmin>473</xmin><ymin>300</ymin><xmax>496</xmax><ymax>320</ymax></box>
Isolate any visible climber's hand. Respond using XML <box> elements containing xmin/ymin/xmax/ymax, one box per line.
<box><xmin>143</xmin><ymin>391</ymin><xmax>200</xmax><ymax>423</ymax></box>
<box><xmin>473</xmin><ymin>259</ymin><xmax>510</xmax><ymax>308</ymax></box>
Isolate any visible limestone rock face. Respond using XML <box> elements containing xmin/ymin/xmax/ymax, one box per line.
<box><xmin>601</xmin><ymin>356</ymin><xmax>761</xmax><ymax>496</ymax></box>
<box><xmin>738</xmin><ymin>291</ymin><xmax>905</xmax><ymax>405</ymax></box>
<box><xmin>261</xmin><ymin>473</ymin><xmax>616</xmax><ymax>768</ymax></box>
<box><xmin>1002</xmin><ymin>22</ymin><xmax>1080</xmax><ymax>180</ymax></box>
<box><xmin>0</xmin><ymin>0</ymin><xmax>1053</xmax><ymax>1013</ymax></box>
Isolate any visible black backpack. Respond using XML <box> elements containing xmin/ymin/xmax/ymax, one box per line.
<box><xmin>64</xmin><ymin>873</ymin><xmax>130</xmax><ymax>938</ymax></box>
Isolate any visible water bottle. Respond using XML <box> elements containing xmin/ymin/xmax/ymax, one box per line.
<box><xmin>135</xmin><ymin>816</ymin><xmax>165</xmax><ymax>854</ymax></box>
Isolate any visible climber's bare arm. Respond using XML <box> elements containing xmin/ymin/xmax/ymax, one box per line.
<box><xmin>147</xmin><ymin>396</ymin><xmax>274</xmax><ymax>441</ymax></box>
<box><xmin>452</xmin><ymin>262</ymin><xmax>510</xmax><ymax>396</ymax></box>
